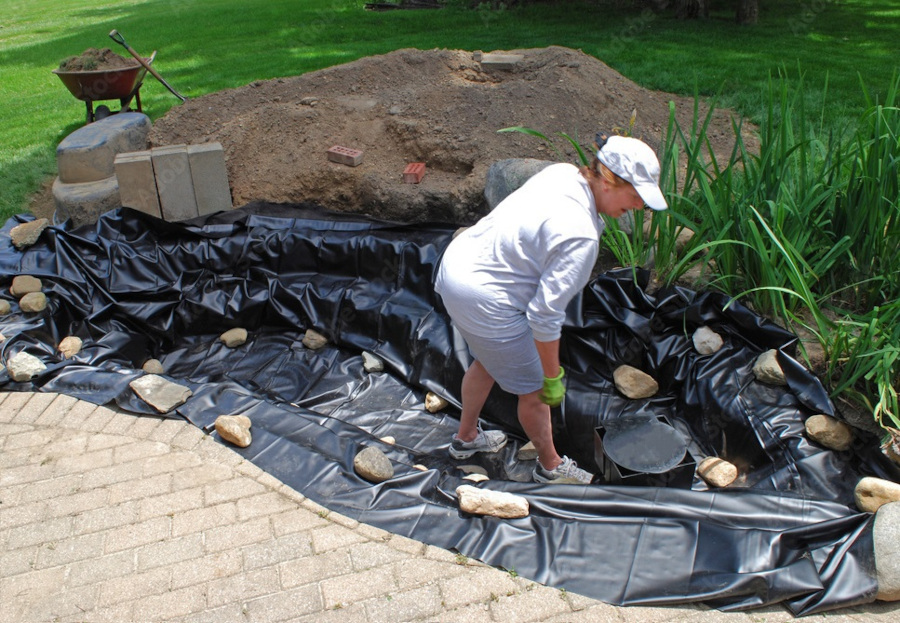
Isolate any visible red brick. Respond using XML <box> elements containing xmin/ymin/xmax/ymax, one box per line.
<box><xmin>402</xmin><ymin>162</ymin><xmax>426</xmax><ymax>184</ymax></box>
<box><xmin>326</xmin><ymin>145</ymin><xmax>363</xmax><ymax>167</ymax></box>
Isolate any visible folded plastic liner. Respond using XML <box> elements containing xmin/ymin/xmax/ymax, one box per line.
<box><xmin>2</xmin><ymin>204</ymin><xmax>897</xmax><ymax>615</ymax></box>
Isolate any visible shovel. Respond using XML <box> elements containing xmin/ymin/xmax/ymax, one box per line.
<box><xmin>109</xmin><ymin>30</ymin><xmax>187</xmax><ymax>102</ymax></box>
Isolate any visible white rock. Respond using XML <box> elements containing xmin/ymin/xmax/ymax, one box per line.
<box><xmin>855</xmin><ymin>476</ymin><xmax>900</xmax><ymax>513</ymax></box>
<box><xmin>58</xmin><ymin>336</ymin><xmax>83</xmax><ymax>359</ymax></box>
<box><xmin>302</xmin><ymin>329</ymin><xmax>328</xmax><ymax>350</ymax></box>
<box><xmin>613</xmin><ymin>365</ymin><xmax>659</xmax><ymax>399</ymax></box>
<box><xmin>425</xmin><ymin>392</ymin><xmax>448</xmax><ymax>413</ymax></box>
<box><xmin>692</xmin><ymin>326</ymin><xmax>724</xmax><ymax>355</ymax></box>
<box><xmin>517</xmin><ymin>441</ymin><xmax>539</xmax><ymax>461</ymax></box>
<box><xmin>219</xmin><ymin>327</ymin><xmax>248</xmax><ymax>347</ymax></box>
<box><xmin>697</xmin><ymin>456</ymin><xmax>738</xmax><ymax>488</ymax></box>
<box><xmin>456</xmin><ymin>484</ymin><xmax>529</xmax><ymax>519</ymax></box>
<box><xmin>463</xmin><ymin>473</ymin><xmax>490</xmax><ymax>483</ymax></box>
<box><xmin>362</xmin><ymin>351</ymin><xmax>384</xmax><ymax>372</ymax></box>
<box><xmin>413</xmin><ymin>464</ymin><xmax>428</xmax><ymax>472</ymax></box>
<box><xmin>458</xmin><ymin>465</ymin><xmax>488</xmax><ymax>476</ymax></box>
<box><xmin>805</xmin><ymin>414</ymin><xmax>854</xmax><ymax>452</ymax></box>
<box><xmin>215</xmin><ymin>415</ymin><xmax>252</xmax><ymax>448</ymax></box>
<box><xmin>129</xmin><ymin>374</ymin><xmax>193</xmax><ymax>414</ymax></box>
<box><xmin>874</xmin><ymin>501</ymin><xmax>900</xmax><ymax>601</ymax></box>
<box><xmin>752</xmin><ymin>349</ymin><xmax>787</xmax><ymax>386</ymax></box>
<box><xmin>7</xmin><ymin>351</ymin><xmax>47</xmax><ymax>382</ymax></box>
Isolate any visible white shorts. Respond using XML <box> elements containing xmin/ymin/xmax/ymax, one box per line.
<box><xmin>454</xmin><ymin>324</ymin><xmax>543</xmax><ymax>396</ymax></box>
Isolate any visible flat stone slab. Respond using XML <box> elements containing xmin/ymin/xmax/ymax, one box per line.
<box><xmin>129</xmin><ymin>373</ymin><xmax>193</xmax><ymax>413</ymax></box>
<box><xmin>57</xmin><ymin>112</ymin><xmax>151</xmax><ymax>184</ymax></box>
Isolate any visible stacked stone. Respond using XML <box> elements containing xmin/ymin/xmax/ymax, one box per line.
<box><xmin>52</xmin><ymin>113</ymin><xmax>152</xmax><ymax>227</ymax></box>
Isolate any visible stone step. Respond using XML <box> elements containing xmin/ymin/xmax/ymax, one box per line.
<box><xmin>52</xmin><ymin>175</ymin><xmax>120</xmax><ymax>228</ymax></box>
<box><xmin>56</xmin><ymin>113</ymin><xmax>152</xmax><ymax>184</ymax></box>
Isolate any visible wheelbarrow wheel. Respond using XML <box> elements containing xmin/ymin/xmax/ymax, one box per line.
<box><xmin>94</xmin><ymin>105</ymin><xmax>112</xmax><ymax>120</ymax></box>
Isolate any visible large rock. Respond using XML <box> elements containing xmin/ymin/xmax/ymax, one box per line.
<box><xmin>10</xmin><ymin>275</ymin><xmax>42</xmax><ymax>297</ymax></box>
<box><xmin>425</xmin><ymin>392</ymin><xmax>449</xmax><ymax>413</ymax></box>
<box><xmin>58</xmin><ymin>336</ymin><xmax>83</xmax><ymax>359</ymax></box>
<box><xmin>874</xmin><ymin>501</ymin><xmax>900</xmax><ymax>601</ymax></box>
<box><xmin>215</xmin><ymin>415</ymin><xmax>252</xmax><ymax>448</ymax></box>
<box><xmin>18</xmin><ymin>292</ymin><xmax>47</xmax><ymax>313</ymax></box>
<box><xmin>855</xmin><ymin>477</ymin><xmax>900</xmax><ymax>513</ymax></box>
<box><xmin>10</xmin><ymin>219</ymin><xmax>49</xmax><ymax>250</ymax></box>
<box><xmin>752</xmin><ymin>349</ymin><xmax>787</xmax><ymax>386</ymax></box>
<box><xmin>302</xmin><ymin>329</ymin><xmax>328</xmax><ymax>350</ymax></box>
<box><xmin>692</xmin><ymin>326</ymin><xmax>724</xmax><ymax>355</ymax></box>
<box><xmin>129</xmin><ymin>374</ymin><xmax>193</xmax><ymax>414</ymax></box>
<box><xmin>805</xmin><ymin>414</ymin><xmax>854</xmax><ymax>451</ymax></box>
<box><xmin>219</xmin><ymin>327</ymin><xmax>248</xmax><ymax>348</ymax></box>
<box><xmin>456</xmin><ymin>484</ymin><xmax>529</xmax><ymax>519</ymax></box>
<box><xmin>6</xmin><ymin>351</ymin><xmax>47</xmax><ymax>382</ymax></box>
<box><xmin>697</xmin><ymin>457</ymin><xmax>738</xmax><ymax>488</ymax></box>
<box><xmin>484</xmin><ymin>158</ymin><xmax>554</xmax><ymax>209</ymax></box>
<box><xmin>56</xmin><ymin>112</ymin><xmax>152</xmax><ymax>184</ymax></box>
<box><xmin>52</xmin><ymin>175</ymin><xmax>121</xmax><ymax>228</ymax></box>
<box><xmin>353</xmin><ymin>446</ymin><xmax>394</xmax><ymax>483</ymax></box>
<box><xmin>613</xmin><ymin>365</ymin><xmax>659</xmax><ymax>399</ymax></box>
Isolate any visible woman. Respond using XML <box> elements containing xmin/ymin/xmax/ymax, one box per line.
<box><xmin>435</xmin><ymin>135</ymin><xmax>668</xmax><ymax>484</ymax></box>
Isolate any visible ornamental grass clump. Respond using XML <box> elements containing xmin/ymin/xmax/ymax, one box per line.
<box><xmin>502</xmin><ymin>70</ymin><xmax>900</xmax><ymax>437</ymax></box>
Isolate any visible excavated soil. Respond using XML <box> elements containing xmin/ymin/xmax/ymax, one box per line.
<box><xmin>57</xmin><ymin>47</ymin><xmax>138</xmax><ymax>72</ymax></box>
<box><xmin>144</xmin><ymin>46</ymin><xmax>751</xmax><ymax>225</ymax></box>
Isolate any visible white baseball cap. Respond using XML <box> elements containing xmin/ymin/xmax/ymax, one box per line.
<box><xmin>596</xmin><ymin>135</ymin><xmax>668</xmax><ymax>211</ymax></box>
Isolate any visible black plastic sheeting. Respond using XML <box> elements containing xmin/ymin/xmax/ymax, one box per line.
<box><xmin>3</xmin><ymin>204</ymin><xmax>899</xmax><ymax>615</ymax></box>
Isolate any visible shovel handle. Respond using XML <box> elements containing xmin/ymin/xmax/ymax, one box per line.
<box><xmin>109</xmin><ymin>29</ymin><xmax>126</xmax><ymax>47</ymax></box>
<box><xmin>109</xmin><ymin>29</ymin><xmax>187</xmax><ymax>102</ymax></box>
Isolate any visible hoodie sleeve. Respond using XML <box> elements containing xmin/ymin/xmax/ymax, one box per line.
<box><xmin>526</xmin><ymin>237</ymin><xmax>598</xmax><ymax>342</ymax></box>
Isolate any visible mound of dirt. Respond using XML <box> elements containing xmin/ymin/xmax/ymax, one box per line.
<box><xmin>149</xmin><ymin>46</ymin><xmax>749</xmax><ymax>225</ymax></box>
<box><xmin>58</xmin><ymin>48</ymin><xmax>138</xmax><ymax>72</ymax></box>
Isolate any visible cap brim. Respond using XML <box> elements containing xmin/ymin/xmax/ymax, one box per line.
<box><xmin>635</xmin><ymin>183</ymin><xmax>668</xmax><ymax>211</ymax></box>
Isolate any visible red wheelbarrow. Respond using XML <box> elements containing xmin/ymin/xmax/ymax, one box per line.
<box><xmin>53</xmin><ymin>51</ymin><xmax>156</xmax><ymax>124</ymax></box>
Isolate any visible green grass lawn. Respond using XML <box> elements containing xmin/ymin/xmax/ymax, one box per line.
<box><xmin>1</xmin><ymin>0</ymin><xmax>898</xmax><ymax>221</ymax></box>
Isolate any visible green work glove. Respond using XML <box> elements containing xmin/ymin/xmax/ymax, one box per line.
<box><xmin>540</xmin><ymin>367</ymin><xmax>566</xmax><ymax>407</ymax></box>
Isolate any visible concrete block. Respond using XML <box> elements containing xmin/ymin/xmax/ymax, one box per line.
<box><xmin>114</xmin><ymin>151</ymin><xmax>161</xmax><ymax>218</ymax></box>
<box><xmin>326</xmin><ymin>145</ymin><xmax>363</xmax><ymax>167</ymax></box>
<box><xmin>480</xmin><ymin>53</ymin><xmax>524</xmax><ymax>71</ymax></box>
<box><xmin>152</xmin><ymin>145</ymin><xmax>198</xmax><ymax>222</ymax></box>
<box><xmin>52</xmin><ymin>175</ymin><xmax>121</xmax><ymax>228</ymax></box>
<box><xmin>402</xmin><ymin>162</ymin><xmax>426</xmax><ymax>184</ymax></box>
<box><xmin>57</xmin><ymin>113</ymin><xmax>152</xmax><ymax>184</ymax></box>
<box><xmin>187</xmin><ymin>143</ymin><xmax>233</xmax><ymax>215</ymax></box>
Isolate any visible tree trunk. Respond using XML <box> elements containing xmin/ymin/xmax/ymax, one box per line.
<box><xmin>674</xmin><ymin>0</ymin><xmax>709</xmax><ymax>20</ymax></box>
<box><xmin>736</xmin><ymin>0</ymin><xmax>759</xmax><ymax>25</ymax></box>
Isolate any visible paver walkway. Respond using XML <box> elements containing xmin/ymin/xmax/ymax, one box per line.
<box><xmin>2</xmin><ymin>391</ymin><xmax>897</xmax><ymax>622</ymax></box>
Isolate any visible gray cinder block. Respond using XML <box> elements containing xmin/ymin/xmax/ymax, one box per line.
<box><xmin>115</xmin><ymin>151</ymin><xmax>161</xmax><ymax>218</ymax></box>
<box><xmin>188</xmin><ymin>143</ymin><xmax>233</xmax><ymax>215</ymax></box>
<box><xmin>152</xmin><ymin>145</ymin><xmax>198</xmax><ymax>222</ymax></box>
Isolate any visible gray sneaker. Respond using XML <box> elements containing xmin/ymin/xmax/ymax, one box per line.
<box><xmin>449</xmin><ymin>426</ymin><xmax>508</xmax><ymax>459</ymax></box>
<box><xmin>533</xmin><ymin>455</ymin><xmax>594</xmax><ymax>484</ymax></box>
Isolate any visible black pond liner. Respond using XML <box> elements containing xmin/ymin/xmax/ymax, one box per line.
<box><xmin>2</xmin><ymin>204</ymin><xmax>898</xmax><ymax>615</ymax></box>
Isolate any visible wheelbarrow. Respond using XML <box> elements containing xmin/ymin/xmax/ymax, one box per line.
<box><xmin>52</xmin><ymin>51</ymin><xmax>156</xmax><ymax>124</ymax></box>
